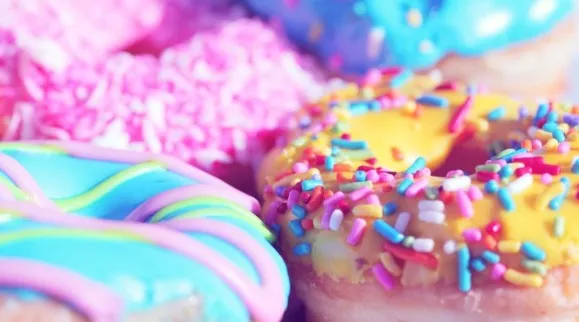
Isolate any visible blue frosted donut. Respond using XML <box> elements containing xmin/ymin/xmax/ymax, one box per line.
<box><xmin>243</xmin><ymin>0</ymin><xmax>575</xmax><ymax>74</ymax></box>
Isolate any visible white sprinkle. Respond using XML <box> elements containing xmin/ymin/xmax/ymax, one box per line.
<box><xmin>412</xmin><ymin>238</ymin><xmax>435</xmax><ymax>252</ymax></box>
<box><xmin>527</xmin><ymin>126</ymin><xmax>538</xmax><ymax>137</ymax></box>
<box><xmin>418</xmin><ymin>200</ymin><xmax>445</xmax><ymax>211</ymax></box>
<box><xmin>394</xmin><ymin>212</ymin><xmax>411</xmax><ymax>233</ymax></box>
<box><xmin>507</xmin><ymin>173</ymin><xmax>534</xmax><ymax>194</ymax></box>
<box><xmin>418</xmin><ymin>211</ymin><xmax>445</xmax><ymax>224</ymax></box>
<box><xmin>329</xmin><ymin>209</ymin><xmax>344</xmax><ymax>231</ymax></box>
<box><xmin>367</xmin><ymin>27</ymin><xmax>385</xmax><ymax>59</ymax></box>
<box><xmin>442</xmin><ymin>176</ymin><xmax>471</xmax><ymax>192</ymax></box>
<box><xmin>443</xmin><ymin>240</ymin><xmax>457</xmax><ymax>254</ymax></box>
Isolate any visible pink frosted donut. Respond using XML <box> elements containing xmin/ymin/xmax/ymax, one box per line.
<box><xmin>2</xmin><ymin>12</ymin><xmax>325</xmax><ymax>193</ymax></box>
<box><xmin>0</xmin><ymin>0</ymin><xmax>162</xmax><ymax>61</ymax></box>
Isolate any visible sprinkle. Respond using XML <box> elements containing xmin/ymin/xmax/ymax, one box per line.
<box><xmin>353</xmin><ymin>170</ymin><xmax>367</xmax><ymax>182</ymax></box>
<box><xmin>497</xmin><ymin>188</ymin><xmax>515</xmax><ymax>211</ymax></box>
<box><xmin>476</xmin><ymin>164</ymin><xmax>501</xmax><ymax>172</ymax></box>
<box><xmin>389</xmin><ymin>69</ymin><xmax>414</xmax><ymax>89</ymax></box>
<box><xmin>412</xmin><ymin>238</ymin><xmax>434</xmax><ymax>252</ymax></box>
<box><xmin>287</xmin><ymin>190</ymin><xmax>300</xmax><ymax>208</ymax></box>
<box><xmin>533</xmin><ymin>103</ymin><xmax>549</xmax><ymax>124</ymax></box>
<box><xmin>365</xmin><ymin>194</ymin><xmax>381</xmax><ymax>205</ymax></box>
<box><xmin>374</xmin><ymin>220</ymin><xmax>404</xmax><ymax>244</ymax></box>
<box><xmin>553</xmin><ymin>216</ymin><xmax>565</xmax><ymax>238</ymax></box>
<box><xmin>405</xmin><ymin>157</ymin><xmax>426</xmax><ymax>175</ymax></box>
<box><xmin>470</xmin><ymin>258</ymin><xmax>486</xmax><ymax>272</ymax></box>
<box><xmin>328</xmin><ymin>209</ymin><xmax>344</xmax><ymax>231</ymax></box>
<box><xmin>324</xmin><ymin>156</ymin><xmax>335</xmax><ymax>170</ymax></box>
<box><xmin>418</xmin><ymin>200</ymin><xmax>444</xmax><ymax>211</ymax></box>
<box><xmin>558</xmin><ymin>142</ymin><xmax>571</xmax><ymax>154</ymax></box>
<box><xmin>507</xmin><ymin>173</ymin><xmax>533</xmax><ymax>194</ymax></box>
<box><xmin>346</xmin><ymin>218</ymin><xmax>367</xmax><ymax>246</ymax></box>
<box><xmin>372</xmin><ymin>263</ymin><xmax>396</xmax><ymax>291</ymax></box>
<box><xmin>467</xmin><ymin>186</ymin><xmax>483</xmax><ymax>201</ymax></box>
<box><xmin>323</xmin><ymin>191</ymin><xmax>345</xmax><ymax>206</ymax></box>
<box><xmin>498</xmin><ymin>166</ymin><xmax>514</xmax><ymax>179</ymax></box>
<box><xmin>456</xmin><ymin>190</ymin><xmax>474</xmax><ymax>218</ymax></box>
<box><xmin>442</xmin><ymin>176</ymin><xmax>471</xmax><ymax>192</ymax></box>
<box><xmin>397</xmin><ymin>177</ymin><xmax>414</xmax><ymax>195</ymax></box>
<box><xmin>448</xmin><ymin>96</ymin><xmax>474</xmax><ymax>133</ymax></box>
<box><xmin>339</xmin><ymin>181</ymin><xmax>373</xmax><ymax>192</ymax></box>
<box><xmin>484</xmin><ymin>180</ymin><xmax>499</xmax><ymax>193</ymax></box>
<box><xmin>521</xmin><ymin>259</ymin><xmax>547</xmax><ymax>276</ymax></box>
<box><xmin>292</xmin><ymin>162</ymin><xmax>309</xmax><ymax>173</ymax></box>
<box><xmin>349</xmin><ymin>186</ymin><xmax>373</xmax><ymax>201</ymax></box>
<box><xmin>330</xmin><ymin>138</ymin><xmax>368</xmax><ymax>150</ymax></box>
<box><xmin>291</xmin><ymin>204</ymin><xmax>307</xmax><ymax>219</ymax></box>
<box><xmin>553</xmin><ymin>130</ymin><xmax>565</xmax><ymax>142</ymax></box>
<box><xmin>424</xmin><ymin>186</ymin><xmax>439</xmax><ymax>199</ymax></box>
<box><xmin>418</xmin><ymin>210</ymin><xmax>445</xmax><ymax>224</ymax></box>
<box><xmin>302</xmin><ymin>179</ymin><xmax>323</xmax><ymax>191</ymax></box>
<box><xmin>353</xmin><ymin>204</ymin><xmax>382</xmax><ymax>219</ymax></box>
<box><xmin>366</xmin><ymin>169</ymin><xmax>380</xmax><ymax>182</ymax></box>
<box><xmin>293</xmin><ymin>243</ymin><xmax>312</xmax><ymax>256</ymax></box>
<box><xmin>481</xmin><ymin>250</ymin><xmax>500</xmax><ymax>264</ymax></box>
<box><xmin>383</xmin><ymin>242</ymin><xmax>438</xmax><ymax>269</ymax></box>
<box><xmin>383</xmin><ymin>202</ymin><xmax>398</xmax><ymax>216</ymax></box>
<box><xmin>521</xmin><ymin>242</ymin><xmax>546</xmax><ymax>261</ymax></box>
<box><xmin>504</xmin><ymin>269</ymin><xmax>543</xmax><ymax>287</ymax></box>
<box><xmin>394</xmin><ymin>212</ymin><xmax>411</xmax><ymax>233</ymax></box>
<box><xmin>462</xmin><ymin>228</ymin><xmax>482</xmax><ymax>242</ymax></box>
<box><xmin>402</xmin><ymin>236</ymin><xmax>415</xmax><ymax>248</ymax></box>
<box><xmin>487</xmin><ymin>106</ymin><xmax>506</xmax><ymax>121</ymax></box>
<box><xmin>416</xmin><ymin>94</ymin><xmax>449</xmax><ymax>108</ymax></box>
<box><xmin>443</xmin><ymin>240</ymin><xmax>456</xmax><ymax>254</ymax></box>
<box><xmin>482</xmin><ymin>234</ymin><xmax>498</xmax><ymax>250</ymax></box>
<box><xmin>498</xmin><ymin>240</ymin><xmax>521</xmax><ymax>253</ymax></box>
<box><xmin>485</xmin><ymin>220</ymin><xmax>502</xmax><ymax>237</ymax></box>
<box><xmin>490</xmin><ymin>263</ymin><xmax>506</xmax><ymax>280</ymax></box>
<box><xmin>405</xmin><ymin>179</ymin><xmax>428</xmax><ymax>197</ymax></box>
<box><xmin>457</xmin><ymin>247</ymin><xmax>471</xmax><ymax>292</ymax></box>
<box><xmin>378</xmin><ymin>252</ymin><xmax>402</xmax><ymax>276</ymax></box>
<box><xmin>289</xmin><ymin>219</ymin><xmax>305</xmax><ymax>237</ymax></box>
<box><xmin>572</xmin><ymin>158</ymin><xmax>579</xmax><ymax>174</ymax></box>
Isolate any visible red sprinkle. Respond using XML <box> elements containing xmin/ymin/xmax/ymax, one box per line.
<box><xmin>276</xmin><ymin>202</ymin><xmax>288</xmax><ymax>214</ymax></box>
<box><xmin>439</xmin><ymin>190</ymin><xmax>454</xmax><ymax>204</ymax></box>
<box><xmin>340</xmin><ymin>133</ymin><xmax>351</xmax><ymax>140</ymax></box>
<box><xmin>485</xmin><ymin>220</ymin><xmax>502</xmax><ymax>237</ymax></box>
<box><xmin>301</xmin><ymin>219</ymin><xmax>314</xmax><ymax>231</ymax></box>
<box><xmin>365</xmin><ymin>157</ymin><xmax>377</xmax><ymax>165</ymax></box>
<box><xmin>448</xmin><ymin>96</ymin><xmax>473</xmax><ymax>133</ymax></box>
<box><xmin>530</xmin><ymin>163</ymin><xmax>560</xmax><ymax>175</ymax></box>
<box><xmin>357</xmin><ymin>165</ymin><xmax>374</xmax><ymax>172</ymax></box>
<box><xmin>476</xmin><ymin>171</ymin><xmax>499</xmax><ymax>182</ymax></box>
<box><xmin>323</xmin><ymin>189</ymin><xmax>334</xmax><ymax>199</ymax></box>
<box><xmin>513</xmin><ymin>156</ymin><xmax>543</xmax><ymax>165</ymax></box>
<box><xmin>383</xmin><ymin>242</ymin><xmax>438</xmax><ymax>269</ymax></box>
<box><xmin>514</xmin><ymin>166</ymin><xmax>532</xmax><ymax>177</ymax></box>
<box><xmin>435</xmin><ymin>81</ymin><xmax>459</xmax><ymax>91</ymax></box>
<box><xmin>306</xmin><ymin>186</ymin><xmax>324</xmax><ymax>212</ymax></box>
<box><xmin>337</xmin><ymin>199</ymin><xmax>351</xmax><ymax>214</ymax></box>
<box><xmin>300</xmin><ymin>192</ymin><xmax>311</xmax><ymax>203</ymax></box>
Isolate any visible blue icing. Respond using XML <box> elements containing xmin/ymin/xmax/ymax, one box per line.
<box><xmin>0</xmin><ymin>146</ymin><xmax>289</xmax><ymax>321</ymax></box>
<box><xmin>242</xmin><ymin>0</ymin><xmax>574</xmax><ymax>73</ymax></box>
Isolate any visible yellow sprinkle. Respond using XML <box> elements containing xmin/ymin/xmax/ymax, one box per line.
<box><xmin>342</xmin><ymin>149</ymin><xmax>375</xmax><ymax>161</ymax></box>
<box><xmin>534</xmin><ymin>129</ymin><xmax>552</xmax><ymax>141</ymax></box>
<box><xmin>558</xmin><ymin>123</ymin><xmax>570</xmax><ymax>133</ymax></box>
<box><xmin>473</xmin><ymin>118</ymin><xmax>489</xmax><ymax>132</ymax></box>
<box><xmin>567</xmin><ymin>132</ymin><xmax>579</xmax><ymax>142</ymax></box>
<box><xmin>536</xmin><ymin>181</ymin><xmax>566</xmax><ymax>210</ymax></box>
<box><xmin>504</xmin><ymin>269</ymin><xmax>543</xmax><ymax>288</ymax></box>
<box><xmin>379</xmin><ymin>252</ymin><xmax>402</xmax><ymax>276</ymax></box>
<box><xmin>404</xmin><ymin>101</ymin><xmax>417</xmax><ymax>115</ymax></box>
<box><xmin>334</xmin><ymin>109</ymin><xmax>351</xmax><ymax>121</ymax></box>
<box><xmin>361</xmin><ymin>87</ymin><xmax>375</xmax><ymax>99</ymax></box>
<box><xmin>308</xmin><ymin>23</ymin><xmax>323</xmax><ymax>42</ymax></box>
<box><xmin>321</xmin><ymin>173</ymin><xmax>338</xmax><ymax>182</ymax></box>
<box><xmin>509</xmin><ymin>162</ymin><xmax>525</xmax><ymax>170</ymax></box>
<box><xmin>352</xmin><ymin>204</ymin><xmax>382</xmax><ymax>218</ymax></box>
<box><xmin>307</xmin><ymin>168</ymin><xmax>321</xmax><ymax>176</ymax></box>
<box><xmin>497</xmin><ymin>240</ymin><xmax>521</xmax><ymax>253</ymax></box>
<box><xmin>544</xmin><ymin>138</ymin><xmax>558</xmax><ymax>150</ymax></box>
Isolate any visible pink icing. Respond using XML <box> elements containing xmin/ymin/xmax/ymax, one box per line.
<box><xmin>0</xmin><ymin>142</ymin><xmax>285</xmax><ymax>321</ymax></box>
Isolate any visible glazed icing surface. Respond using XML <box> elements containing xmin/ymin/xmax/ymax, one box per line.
<box><xmin>0</xmin><ymin>141</ymin><xmax>289</xmax><ymax>322</ymax></box>
<box><xmin>260</xmin><ymin>69</ymin><xmax>579</xmax><ymax>293</ymax></box>
<box><xmin>243</xmin><ymin>0</ymin><xmax>574</xmax><ymax>74</ymax></box>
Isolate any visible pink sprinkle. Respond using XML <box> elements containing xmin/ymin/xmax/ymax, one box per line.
<box><xmin>379</xmin><ymin>172</ymin><xmax>395</xmax><ymax>183</ymax></box>
<box><xmin>366</xmin><ymin>169</ymin><xmax>380</xmax><ymax>183</ymax></box>
<box><xmin>415</xmin><ymin>168</ymin><xmax>431</xmax><ymax>178</ymax></box>
<box><xmin>405</xmin><ymin>179</ymin><xmax>428</xmax><ymax>197</ymax></box>
<box><xmin>323</xmin><ymin>191</ymin><xmax>345</xmax><ymax>207</ymax></box>
<box><xmin>403</xmin><ymin>173</ymin><xmax>413</xmax><ymax>179</ymax></box>
<box><xmin>365</xmin><ymin>194</ymin><xmax>381</xmax><ymax>205</ymax></box>
<box><xmin>487</xmin><ymin>159</ymin><xmax>507</xmax><ymax>166</ymax></box>
<box><xmin>558</xmin><ymin>142</ymin><xmax>570</xmax><ymax>154</ymax></box>
<box><xmin>514</xmin><ymin>153</ymin><xmax>534</xmax><ymax>159</ymax></box>
<box><xmin>467</xmin><ymin>186</ymin><xmax>483</xmax><ymax>201</ymax></box>
<box><xmin>456</xmin><ymin>190</ymin><xmax>474</xmax><ymax>218</ymax></box>
<box><xmin>363</xmin><ymin>69</ymin><xmax>383</xmax><ymax>86</ymax></box>
<box><xmin>349</xmin><ymin>186</ymin><xmax>373</xmax><ymax>201</ymax></box>
<box><xmin>322</xmin><ymin>113</ymin><xmax>338</xmax><ymax>127</ymax></box>
<box><xmin>462</xmin><ymin>228</ymin><xmax>482</xmax><ymax>242</ymax></box>
<box><xmin>541</xmin><ymin>173</ymin><xmax>553</xmax><ymax>184</ymax></box>
<box><xmin>321</xmin><ymin>207</ymin><xmax>333</xmax><ymax>230</ymax></box>
<box><xmin>532</xmin><ymin>139</ymin><xmax>543</xmax><ymax>149</ymax></box>
<box><xmin>287</xmin><ymin>189</ymin><xmax>300</xmax><ymax>208</ymax></box>
<box><xmin>372</xmin><ymin>263</ymin><xmax>395</xmax><ymax>291</ymax></box>
<box><xmin>446</xmin><ymin>170</ymin><xmax>463</xmax><ymax>178</ymax></box>
<box><xmin>491</xmin><ymin>263</ymin><xmax>507</xmax><ymax>280</ymax></box>
<box><xmin>378</xmin><ymin>96</ymin><xmax>393</xmax><ymax>109</ymax></box>
<box><xmin>265</xmin><ymin>200</ymin><xmax>283</xmax><ymax>225</ymax></box>
<box><xmin>292</xmin><ymin>162</ymin><xmax>309</xmax><ymax>173</ymax></box>
<box><xmin>346</xmin><ymin>218</ymin><xmax>367</xmax><ymax>246</ymax></box>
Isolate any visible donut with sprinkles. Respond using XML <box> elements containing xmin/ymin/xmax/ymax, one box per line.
<box><xmin>258</xmin><ymin>68</ymin><xmax>579</xmax><ymax>321</ymax></box>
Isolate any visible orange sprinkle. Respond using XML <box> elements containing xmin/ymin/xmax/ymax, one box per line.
<box><xmin>482</xmin><ymin>234</ymin><xmax>497</xmax><ymax>250</ymax></box>
<box><xmin>334</xmin><ymin>164</ymin><xmax>353</xmax><ymax>172</ymax></box>
<box><xmin>323</xmin><ymin>189</ymin><xmax>334</xmax><ymax>199</ymax></box>
<box><xmin>392</xmin><ymin>147</ymin><xmax>404</xmax><ymax>161</ymax></box>
<box><xmin>521</xmin><ymin>139</ymin><xmax>532</xmax><ymax>151</ymax></box>
<box><xmin>337</xmin><ymin>172</ymin><xmax>353</xmax><ymax>182</ymax></box>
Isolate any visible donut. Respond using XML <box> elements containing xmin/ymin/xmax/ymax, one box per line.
<box><xmin>0</xmin><ymin>141</ymin><xmax>288</xmax><ymax>322</ymax></box>
<box><xmin>258</xmin><ymin>69</ymin><xmax>579</xmax><ymax>321</ymax></box>
<box><xmin>0</xmin><ymin>0</ymin><xmax>162</xmax><ymax>61</ymax></box>
<box><xmin>0</xmin><ymin>4</ymin><xmax>325</xmax><ymax>193</ymax></box>
<box><xmin>243</xmin><ymin>0</ymin><xmax>577</xmax><ymax>98</ymax></box>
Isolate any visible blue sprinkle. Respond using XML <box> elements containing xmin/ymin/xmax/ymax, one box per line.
<box><xmin>397</xmin><ymin>177</ymin><xmax>413</xmax><ymax>195</ymax></box>
<box><xmin>291</xmin><ymin>204</ymin><xmax>307</xmax><ymax>219</ymax></box>
<box><xmin>368</xmin><ymin>100</ymin><xmax>381</xmax><ymax>111</ymax></box>
<box><xmin>311</xmin><ymin>174</ymin><xmax>322</xmax><ymax>181</ymax></box>
<box><xmin>383</xmin><ymin>202</ymin><xmax>398</xmax><ymax>216</ymax></box>
<box><xmin>354</xmin><ymin>170</ymin><xmax>367</xmax><ymax>182</ymax></box>
<box><xmin>293</xmin><ymin>243</ymin><xmax>312</xmax><ymax>256</ymax></box>
<box><xmin>469</xmin><ymin>258</ymin><xmax>486</xmax><ymax>272</ymax></box>
<box><xmin>270</xmin><ymin>223</ymin><xmax>281</xmax><ymax>236</ymax></box>
<box><xmin>499</xmin><ymin>166</ymin><xmax>513</xmax><ymax>179</ymax></box>
<box><xmin>457</xmin><ymin>247</ymin><xmax>471</xmax><ymax>293</ymax></box>
<box><xmin>405</xmin><ymin>157</ymin><xmax>426</xmax><ymax>175</ymax></box>
<box><xmin>481</xmin><ymin>250</ymin><xmax>500</xmax><ymax>264</ymax></box>
<box><xmin>487</xmin><ymin>106</ymin><xmax>505</xmax><ymax>121</ymax></box>
<box><xmin>298</xmin><ymin>117</ymin><xmax>312</xmax><ymax>129</ymax></box>
<box><xmin>330</xmin><ymin>138</ymin><xmax>368</xmax><ymax>150</ymax></box>
<box><xmin>331</xmin><ymin>146</ymin><xmax>341</xmax><ymax>156</ymax></box>
<box><xmin>274</xmin><ymin>186</ymin><xmax>287</xmax><ymax>197</ymax></box>
<box><xmin>289</xmin><ymin>220</ymin><xmax>305</xmax><ymax>237</ymax></box>
<box><xmin>416</xmin><ymin>94</ymin><xmax>449</xmax><ymax>108</ymax></box>
<box><xmin>497</xmin><ymin>188</ymin><xmax>515</xmax><ymax>211</ymax></box>
<box><xmin>497</xmin><ymin>148</ymin><xmax>527</xmax><ymax>162</ymax></box>
<box><xmin>518</xmin><ymin>106</ymin><xmax>529</xmax><ymax>121</ymax></box>
<box><xmin>302</xmin><ymin>179</ymin><xmax>323</xmax><ymax>191</ymax></box>
<box><xmin>553</xmin><ymin>130</ymin><xmax>565</xmax><ymax>143</ymax></box>
<box><xmin>521</xmin><ymin>242</ymin><xmax>546</xmax><ymax>262</ymax></box>
<box><xmin>546</xmin><ymin>111</ymin><xmax>558</xmax><ymax>123</ymax></box>
<box><xmin>373</xmin><ymin>220</ymin><xmax>404</xmax><ymax>244</ymax></box>
<box><xmin>549</xmin><ymin>177</ymin><xmax>570</xmax><ymax>211</ymax></box>
<box><xmin>484</xmin><ymin>180</ymin><xmax>499</xmax><ymax>193</ymax></box>
<box><xmin>542</xmin><ymin>121</ymin><xmax>558</xmax><ymax>133</ymax></box>
<box><xmin>572</xmin><ymin>159</ymin><xmax>579</xmax><ymax>174</ymax></box>
<box><xmin>509</xmin><ymin>139</ymin><xmax>521</xmax><ymax>150</ymax></box>
<box><xmin>324</xmin><ymin>156</ymin><xmax>335</xmax><ymax>171</ymax></box>
<box><xmin>533</xmin><ymin>103</ymin><xmax>549</xmax><ymax>124</ymax></box>
<box><xmin>348</xmin><ymin>101</ymin><xmax>370</xmax><ymax>116</ymax></box>
<box><xmin>390</xmin><ymin>69</ymin><xmax>414</xmax><ymax>89</ymax></box>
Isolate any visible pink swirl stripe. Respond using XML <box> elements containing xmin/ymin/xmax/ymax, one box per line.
<box><xmin>0</xmin><ymin>153</ymin><xmax>56</xmax><ymax>208</ymax></box>
<box><xmin>0</xmin><ymin>258</ymin><xmax>123</xmax><ymax>322</ymax></box>
<box><xmin>125</xmin><ymin>185</ymin><xmax>260</xmax><ymax>222</ymax></box>
<box><xmin>0</xmin><ymin>201</ymin><xmax>284</xmax><ymax>322</ymax></box>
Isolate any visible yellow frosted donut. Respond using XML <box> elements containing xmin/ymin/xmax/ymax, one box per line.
<box><xmin>258</xmin><ymin>69</ymin><xmax>579</xmax><ymax>322</ymax></box>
